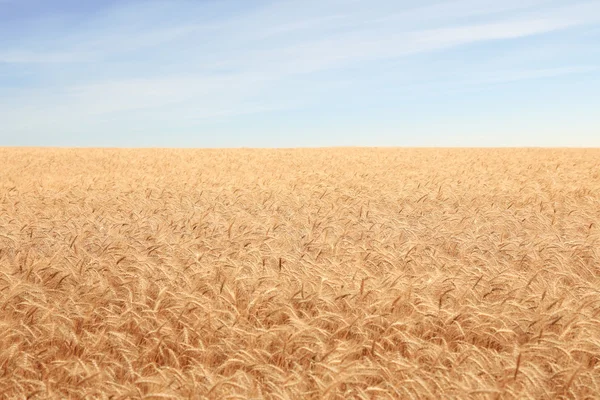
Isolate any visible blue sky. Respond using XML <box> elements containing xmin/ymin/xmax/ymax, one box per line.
<box><xmin>0</xmin><ymin>0</ymin><xmax>599</xmax><ymax>147</ymax></box>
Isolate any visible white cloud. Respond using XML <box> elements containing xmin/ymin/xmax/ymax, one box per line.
<box><xmin>0</xmin><ymin>51</ymin><xmax>88</xmax><ymax>64</ymax></box>
<box><xmin>3</xmin><ymin>0</ymin><xmax>598</xmax><ymax>67</ymax></box>
<box><xmin>1</xmin><ymin>0</ymin><xmax>599</xmax><ymax>144</ymax></box>
<box><xmin>201</xmin><ymin>15</ymin><xmax>587</xmax><ymax>79</ymax></box>
<box><xmin>460</xmin><ymin>66</ymin><xmax>599</xmax><ymax>86</ymax></box>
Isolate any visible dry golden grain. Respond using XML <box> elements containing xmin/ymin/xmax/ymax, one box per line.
<box><xmin>0</xmin><ymin>148</ymin><xmax>599</xmax><ymax>399</ymax></box>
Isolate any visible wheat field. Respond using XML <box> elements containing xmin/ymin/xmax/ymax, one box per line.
<box><xmin>1</xmin><ymin>148</ymin><xmax>599</xmax><ymax>399</ymax></box>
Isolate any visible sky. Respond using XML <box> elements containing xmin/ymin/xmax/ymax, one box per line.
<box><xmin>0</xmin><ymin>0</ymin><xmax>599</xmax><ymax>147</ymax></box>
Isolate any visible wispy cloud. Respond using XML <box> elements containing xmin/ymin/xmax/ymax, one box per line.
<box><xmin>0</xmin><ymin>51</ymin><xmax>89</xmax><ymax>64</ymax></box>
<box><xmin>460</xmin><ymin>65</ymin><xmax>599</xmax><ymax>86</ymax></box>
<box><xmin>0</xmin><ymin>0</ymin><xmax>599</xmax><ymax>146</ymax></box>
<box><xmin>3</xmin><ymin>0</ymin><xmax>598</xmax><ymax>68</ymax></box>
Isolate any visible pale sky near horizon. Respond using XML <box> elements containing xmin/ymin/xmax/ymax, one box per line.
<box><xmin>1</xmin><ymin>0</ymin><xmax>599</xmax><ymax>147</ymax></box>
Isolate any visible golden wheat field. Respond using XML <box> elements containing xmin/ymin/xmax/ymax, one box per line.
<box><xmin>1</xmin><ymin>148</ymin><xmax>600</xmax><ymax>399</ymax></box>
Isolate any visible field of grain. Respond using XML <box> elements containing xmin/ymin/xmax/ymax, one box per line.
<box><xmin>1</xmin><ymin>148</ymin><xmax>599</xmax><ymax>399</ymax></box>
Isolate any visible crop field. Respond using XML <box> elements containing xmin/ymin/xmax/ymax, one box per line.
<box><xmin>1</xmin><ymin>148</ymin><xmax>599</xmax><ymax>399</ymax></box>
